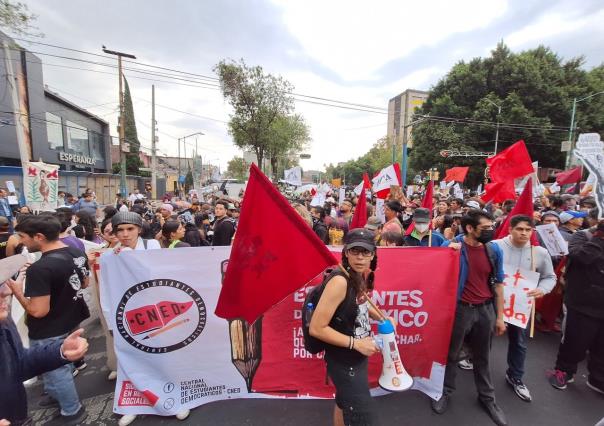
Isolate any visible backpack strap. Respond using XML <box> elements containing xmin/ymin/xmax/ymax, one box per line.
<box><xmin>142</xmin><ymin>238</ymin><xmax>148</xmax><ymax>249</ymax></box>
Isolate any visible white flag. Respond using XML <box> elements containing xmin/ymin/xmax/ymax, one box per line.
<box><xmin>283</xmin><ymin>166</ymin><xmax>302</xmax><ymax>186</ymax></box>
<box><xmin>372</xmin><ymin>164</ymin><xmax>400</xmax><ymax>195</ymax></box>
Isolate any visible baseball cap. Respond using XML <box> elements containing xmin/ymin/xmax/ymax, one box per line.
<box><xmin>344</xmin><ymin>228</ymin><xmax>376</xmax><ymax>252</ymax></box>
<box><xmin>465</xmin><ymin>200</ymin><xmax>480</xmax><ymax>210</ymax></box>
<box><xmin>559</xmin><ymin>210</ymin><xmax>587</xmax><ymax>224</ymax></box>
<box><xmin>364</xmin><ymin>216</ymin><xmax>382</xmax><ymax>231</ymax></box>
<box><xmin>413</xmin><ymin>208</ymin><xmax>431</xmax><ymax>224</ymax></box>
<box><xmin>541</xmin><ymin>210</ymin><xmax>560</xmax><ymax>220</ymax></box>
<box><xmin>111</xmin><ymin>211</ymin><xmax>143</xmax><ymax>229</ymax></box>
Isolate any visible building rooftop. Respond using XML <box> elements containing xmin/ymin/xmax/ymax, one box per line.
<box><xmin>44</xmin><ymin>88</ymin><xmax>110</xmax><ymax>127</ymax></box>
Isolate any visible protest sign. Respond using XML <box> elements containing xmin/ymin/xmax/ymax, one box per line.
<box><xmin>536</xmin><ymin>224</ymin><xmax>568</xmax><ymax>256</ymax></box>
<box><xmin>502</xmin><ymin>265</ymin><xmax>540</xmax><ymax>329</ymax></box>
<box><xmin>375</xmin><ymin>198</ymin><xmax>385</xmax><ymax>223</ymax></box>
<box><xmin>7</xmin><ymin>196</ymin><xmax>18</xmax><ymax>205</ymax></box>
<box><xmin>283</xmin><ymin>166</ymin><xmax>302</xmax><ymax>186</ymax></box>
<box><xmin>574</xmin><ymin>133</ymin><xmax>604</xmax><ymax>218</ymax></box>
<box><xmin>6</xmin><ymin>180</ymin><xmax>16</xmax><ymax>193</ymax></box>
<box><xmin>310</xmin><ymin>193</ymin><xmax>325</xmax><ymax>207</ymax></box>
<box><xmin>99</xmin><ymin>246</ymin><xmax>459</xmax><ymax>415</ymax></box>
<box><xmin>339</xmin><ymin>188</ymin><xmax>346</xmax><ymax>205</ymax></box>
<box><xmin>0</xmin><ymin>253</ymin><xmax>27</xmax><ymax>283</ymax></box>
<box><xmin>23</xmin><ymin>161</ymin><xmax>59</xmax><ymax>211</ymax></box>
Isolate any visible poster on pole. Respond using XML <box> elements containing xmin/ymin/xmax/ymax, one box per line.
<box><xmin>574</xmin><ymin>133</ymin><xmax>604</xmax><ymax>218</ymax></box>
<box><xmin>23</xmin><ymin>161</ymin><xmax>59</xmax><ymax>211</ymax></box>
<box><xmin>502</xmin><ymin>265</ymin><xmax>539</xmax><ymax>329</ymax></box>
<box><xmin>536</xmin><ymin>224</ymin><xmax>568</xmax><ymax>256</ymax></box>
<box><xmin>283</xmin><ymin>166</ymin><xmax>302</xmax><ymax>186</ymax></box>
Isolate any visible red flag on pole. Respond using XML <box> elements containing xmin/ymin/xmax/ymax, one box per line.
<box><xmin>555</xmin><ymin>166</ymin><xmax>582</xmax><ymax>185</ymax></box>
<box><xmin>350</xmin><ymin>187</ymin><xmax>368</xmax><ymax>229</ymax></box>
<box><xmin>493</xmin><ymin>178</ymin><xmax>539</xmax><ymax>245</ymax></box>
<box><xmin>406</xmin><ymin>180</ymin><xmax>434</xmax><ymax>235</ymax></box>
<box><xmin>482</xmin><ymin>180</ymin><xmax>516</xmax><ymax>204</ymax></box>
<box><xmin>215</xmin><ymin>163</ymin><xmax>338</xmax><ymax>323</ymax></box>
<box><xmin>444</xmin><ymin>167</ymin><xmax>469</xmax><ymax>183</ymax></box>
<box><xmin>486</xmin><ymin>140</ymin><xmax>534</xmax><ymax>182</ymax></box>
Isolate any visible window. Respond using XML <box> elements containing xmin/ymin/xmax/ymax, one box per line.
<box><xmin>46</xmin><ymin>112</ymin><xmax>63</xmax><ymax>150</ymax></box>
<box><xmin>90</xmin><ymin>131</ymin><xmax>105</xmax><ymax>161</ymax></box>
<box><xmin>66</xmin><ymin>120</ymin><xmax>89</xmax><ymax>156</ymax></box>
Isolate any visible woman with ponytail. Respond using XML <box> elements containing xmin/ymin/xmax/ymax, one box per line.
<box><xmin>160</xmin><ymin>220</ymin><xmax>190</xmax><ymax>248</ymax></box>
<box><xmin>309</xmin><ymin>228</ymin><xmax>391</xmax><ymax>426</ymax></box>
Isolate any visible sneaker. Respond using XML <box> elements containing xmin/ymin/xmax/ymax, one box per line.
<box><xmin>458</xmin><ymin>359</ymin><xmax>474</xmax><ymax>370</ymax></box>
<box><xmin>547</xmin><ymin>369</ymin><xmax>572</xmax><ymax>390</ymax></box>
<box><xmin>586</xmin><ymin>380</ymin><xmax>604</xmax><ymax>395</ymax></box>
<box><xmin>47</xmin><ymin>406</ymin><xmax>87</xmax><ymax>426</ymax></box>
<box><xmin>176</xmin><ymin>409</ymin><xmax>190</xmax><ymax>420</ymax></box>
<box><xmin>38</xmin><ymin>394</ymin><xmax>59</xmax><ymax>408</ymax></box>
<box><xmin>505</xmin><ymin>373</ymin><xmax>532</xmax><ymax>402</ymax></box>
<box><xmin>107</xmin><ymin>371</ymin><xmax>118</xmax><ymax>381</ymax></box>
<box><xmin>118</xmin><ymin>414</ymin><xmax>138</xmax><ymax>426</ymax></box>
<box><xmin>430</xmin><ymin>394</ymin><xmax>450</xmax><ymax>414</ymax></box>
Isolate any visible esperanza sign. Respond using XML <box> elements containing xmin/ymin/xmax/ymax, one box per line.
<box><xmin>100</xmin><ymin>246</ymin><xmax>459</xmax><ymax>416</ymax></box>
<box><xmin>58</xmin><ymin>151</ymin><xmax>96</xmax><ymax>165</ymax></box>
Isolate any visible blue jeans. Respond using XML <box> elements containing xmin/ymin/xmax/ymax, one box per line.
<box><xmin>29</xmin><ymin>334</ymin><xmax>81</xmax><ymax>416</ymax></box>
<box><xmin>506</xmin><ymin>324</ymin><xmax>528</xmax><ymax>380</ymax></box>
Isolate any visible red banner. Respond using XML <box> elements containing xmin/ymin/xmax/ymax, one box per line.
<box><xmin>252</xmin><ymin>247</ymin><xmax>459</xmax><ymax>400</ymax></box>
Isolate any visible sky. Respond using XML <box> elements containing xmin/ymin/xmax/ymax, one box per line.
<box><xmin>16</xmin><ymin>0</ymin><xmax>604</xmax><ymax>174</ymax></box>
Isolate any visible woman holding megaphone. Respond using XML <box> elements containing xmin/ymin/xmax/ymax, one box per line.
<box><xmin>310</xmin><ymin>228</ymin><xmax>393</xmax><ymax>426</ymax></box>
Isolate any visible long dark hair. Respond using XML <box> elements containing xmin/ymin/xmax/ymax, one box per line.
<box><xmin>161</xmin><ymin>220</ymin><xmax>181</xmax><ymax>247</ymax></box>
<box><xmin>75</xmin><ymin>211</ymin><xmax>97</xmax><ymax>242</ymax></box>
<box><xmin>340</xmin><ymin>249</ymin><xmax>378</xmax><ymax>295</ymax></box>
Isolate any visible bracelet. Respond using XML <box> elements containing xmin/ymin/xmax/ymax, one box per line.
<box><xmin>348</xmin><ymin>336</ymin><xmax>354</xmax><ymax>350</ymax></box>
<box><xmin>351</xmin><ymin>338</ymin><xmax>355</xmax><ymax>350</ymax></box>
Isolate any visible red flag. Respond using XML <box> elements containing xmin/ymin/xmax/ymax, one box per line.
<box><xmin>406</xmin><ymin>180</ymin><xmax>434</xmax><ymax>235</ymax></box>
<box><xmin>215</xmin><ymin>163</ymin><xmax>338</xmax><ymax>323</ymax></box>
<box><xmin>486</xmin><ymin>140</ymin><xmax>534</xmax><ymax>182</ymax></box>
<box><xmin>482</xmin><ymin>180</ymin><xmax>516</xmax><ymax>203</ymax></box>
<box><xmin>444</xmin><ymin>166</ymin><xmax>469</xmax><ymax>183</ymax></box>
<box><xmin>493</xmin><ymin>178</ymin><xmax>539</xmax><ymax>245</ymax></box>
<box><xmin>350</xmin><ymin>187</ymin><xmax>367</xmax><ymax>229</ymax></box>
<box><xmin>555</xmin><ymin>167</ymin><xmax>582</xmax><ymax>185</ymax></box>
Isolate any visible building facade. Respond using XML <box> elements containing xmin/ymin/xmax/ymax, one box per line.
<box><xmin>387</xmin><ymin>89</ymin><xmax>429</xmax><ymax>148</ymax></box>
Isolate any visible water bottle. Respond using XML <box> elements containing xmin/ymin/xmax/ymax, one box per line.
<box><xmin>305</xmin><ymin>303</ymin><xmax>314</xmax><ymax>325</ymax></box>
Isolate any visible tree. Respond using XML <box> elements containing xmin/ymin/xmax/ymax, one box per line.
<box><xmin>123</xmin><ymin>77</ymin><xmax>143</xmax><ymax>175</ymax></box>
<box><xmin>410</xmin><ymin>43</ymin><xmax>603</xmax><ymax>186</ymax></box>
<box><xmin>214</xmin><ymin>59</ymin><xmax>294</xmax><ymax>173</ymax></box>
<box><xmin>0</xmin><ymin>1</ymin><xmax>42</xmax><ymax>37</ymax></box>
<box><xmin>267</xmin><ymin>114</ymin><xmax>310</xmax><ymax>180</ymax></box>
<box><xmin>226</xmin><ymin>156</ymin><xmax>249</xmax><ymax>181</ymax></box>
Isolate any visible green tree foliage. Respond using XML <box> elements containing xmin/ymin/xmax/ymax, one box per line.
<box><xmin>123</xmin><ymin>78</ymin><xmax>143</xmax><ymax>175</ymax></box>
<box><xmin>214</xmin><ymin>59</ymin><xmax>294</xmax><ymax>173</ymax></box>
<box><xmin>267</xmin><ymin>114</ymin><xmax>310</xmax><ymax>180</ymax></box>
<box><xmin>410</xmin><ymin>43</ymin><xmax>604</xmax><ymax>186</ymax></box>
<box><xmin>0</xmin><ymin>0</ymin><xmax>41</xmax><ymax>37</ymax></box>
<box><xmin>226</xmin><ymin>156</ymin><xmax>249</xmax><ymax>181</ymax></box>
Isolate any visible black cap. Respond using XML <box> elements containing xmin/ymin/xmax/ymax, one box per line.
<box><xmin>344</xmin><ymin>228</ymin><xmax>376</xmax><ymax>252</ymax></box>
<box><xmin>413</xmin><ymin>208</ymin><xmax>431</xmax><ymax>224</ymax></box>
<box><xmin>385</xmin><ymin>200</ymin><xmax>403</xmax><ymax>213</ymax></box>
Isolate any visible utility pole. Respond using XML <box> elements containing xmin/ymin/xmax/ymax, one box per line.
<box><xmin>565</xmin><ymin>91</ymin><xmax>604</xmax><ymax>170</ymax></box>
<box><xmin>3</xmin><ymin>41</ymin><xmax>31</xmax><ymax>165</ymax></box>
<box><xmin>102</xmin><ymin>46</ymin><xmax>136</xmax><ymax>198</ymax></box>
<box><xmin>151</xmin><ymin>84</ymin><xmax>157</xmax><ymax>199</ymax></box>
<box><xmin>177</xmin><ymin>137</ymin><xmax>181</xmax><ymax>194</ymax></box>
<box><xmin>485</xmin><ymin>99</ymin><xmax>502</xmax><ymax>154</ymax></box>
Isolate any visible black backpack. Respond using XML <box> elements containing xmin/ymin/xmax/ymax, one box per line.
<box><xmin>301</xmin><ymin>268</ymin><xmax>347</xmax><ymax>354</ymax></box>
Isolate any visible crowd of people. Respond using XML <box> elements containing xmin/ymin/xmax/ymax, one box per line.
<box><xmin>0</xmin><ymin>182</ymin><xmax>603</xmax><ymax>426</ymax></box>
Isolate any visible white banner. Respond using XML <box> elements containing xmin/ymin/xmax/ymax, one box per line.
<box><xmin>502</xmin><ymin>265</ymin><xmax>539</xmax><ymax>329</ymax></box>
<box><xmin>339</xmin><ymin>188</ymin><xmax>346</xmax><ymax>205</ymax></box>
<box><xmin>372</xmin><ymin>164</ymin><xmax>400</xmax><ymax>194</ymax></box>
<box><xmin>283</xmin><ymin>166</ymin><xmax>302</xmax><ymax>186</ymax></box>
<box><xmin>575</xmin><ymin>133</ymin><xmax>604</xmax><ymax>218</ymax></box>
<box><xmin>23</xmin><ymin>161</ymin><xmax>59</xmax><ymax>211</ymax></box>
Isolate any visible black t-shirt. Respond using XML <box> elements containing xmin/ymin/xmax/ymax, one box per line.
<box><xmin>0</xmin><ymin>232</ymin><xmax>9</xmax><ymax>260</ymax></box>
<box><xmin>212</xmin><ymin>217</ymin><xmax>235</xmax><ymax>246</ymax></box>
<box><xmin>24</xmin><ymin>246</ymin><xmax>90</xmax><ymax>339</ymax></box>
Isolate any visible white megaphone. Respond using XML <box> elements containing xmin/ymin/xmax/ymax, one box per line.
<box><xmin>377</xmin><ymin>319</ymin><xmax>413</xmax><ymax>392</ymax></box>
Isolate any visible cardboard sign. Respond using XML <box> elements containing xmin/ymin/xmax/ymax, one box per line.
<box><xmin>375</xmin><ymin>198</ymin><xmax>385</xmax><ymax>223</ymax></box>
<box><xmin>502</xmin><ymin>265</ymin><xmax>539</xmax><ymax>329</ymax></box>
<box><xmin>536</xmin><ymin>224</ymin><xmax>568</xmax><ymax>256</ymax></box>
<box><xmin>6</xmin><ymin>180</ymin><xmax>16</xmax><ymax>193</ymax></box>
<box><xmin>339</xmin><ymin>188</ymin><xmax>346</xmax><ymax>205</ymax></box>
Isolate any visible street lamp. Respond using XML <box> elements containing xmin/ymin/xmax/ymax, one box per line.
<box><xmin>485</xmin><ymin>99</ymin><xmax>502</xmax><ymax>154</ymax></box>
<box><xmin>565</xmin><ymin>90</ymin><xmax>604</xmax><ymax>169</ymax></box>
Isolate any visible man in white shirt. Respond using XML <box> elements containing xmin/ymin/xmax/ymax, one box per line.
<box><xmin>127</xmin><ymin>189</ymin><xmax>144</xmax><ymax>207</ymax></box>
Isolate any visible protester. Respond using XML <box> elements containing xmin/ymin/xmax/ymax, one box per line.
<box><xmin>161</xmin><ymin>220</ymin><xmax>191</xmax><ymax>248</ymax></box>
<box><xmin>0</xmin><ymin>278</ymin><xmax>89</xmax><ymax>426</ymax></box>
<box><xmin>73</xmin><ymin>192</ymin><xmax>98</xmax><ymax>216</ymax></box>
<box><xmin>403</xmin><ymin>208</ymin><xmax>446</xmax><ymax>247</ymax></box>
<box><xmin>6</xmin><ymin>215</ymin><xmax>90</xmax><ymax>424</ymax></box>
<box><xmin>310</xmin><ymin>205</ymin><xmax>329</xmax><ymax>244</ymax></box>
<box><xmin>0</xmin><ymin>188</ymin><xmax>14</xmax><ymax>232</ymax></box>
<box><xmin>309</xmin><ymin>229</ymin><xmax>386</xmax><ymax>425</ymax></box>
<box><xmin>493</xmin><ymin>215</ymin><xmax>556</xmax><ymax>401</ymax></box>
<box><xmin>379</xmin><ymin>231</ymin><xmax>404</xmax><ymax>246</ymax></box>
<box><xmin>339</xmin><ymin>199</ymin><xmax>354</xmax><ymax>226</ymax></box>
<box><xmin>382</xmin><ymin>200</ymin><xmax>404</xmax><ymax>235</ymax></box>
<box><xmin>433</xmin><ymin>210</ymin><xmax>508</xmax><ymax>426</ymax></box>
<box><xmin>56</xmin><ymin>209</ymin><xmax>86</xmax><ymax>253</ymax></box>
<box><xmin>74</xmin><ymin>210</ymin><xmax>102</xmax><ymax>244</ymax></box>
<box><xmin>548</xmin><ymin>219</ymin><xmax>604</xmax><ymax>394</ymax></box>
<box><xmin>212</xmin><ymin>200</ymin><xmax>236</xmax><ymax>246</ymax></box>
<box><xmin>558</xmin><ymin>210</ymin><xmax>587</xmax><ymax>240</ymax></box>
<box><xmin>0</xmin><ymin>216</ymin><xmax>10</xmax><ymax>260</ymax></box>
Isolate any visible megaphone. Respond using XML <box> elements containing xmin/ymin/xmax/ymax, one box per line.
<box><xmin>377</xmin><ymin>319</ymin><xmax>413</xmax><ymax>392</ymax></box>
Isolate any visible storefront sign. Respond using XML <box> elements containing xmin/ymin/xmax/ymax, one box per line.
<box><xmin>58</xmin><ymin>151</ymin><xmax>96</xmax><ymax>165</ymax></box>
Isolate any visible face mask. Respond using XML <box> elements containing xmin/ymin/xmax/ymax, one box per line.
<box><xmin>415</xmin><ymin>223</ymin><xmax>429</xmax><ymax>233</ymax></box>
<box><xmin>476</xmin><ymin>229</ymin><xmax>494</xmax><ymax>243</ymax></box>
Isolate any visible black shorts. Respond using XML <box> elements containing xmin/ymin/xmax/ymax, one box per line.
<box><xmin>325</xmin><ymin>355</ymin><xmax>378</xmax><ymax>426</ymax></box>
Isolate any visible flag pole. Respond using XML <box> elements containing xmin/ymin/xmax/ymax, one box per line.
<box><xmin>529</xmin><ymin>246</ymin><xmax>536</xmax><ymax>338</ymax></box>
<box><xmin>428</xmin><ymin>173</ymin><xmax>434</xmax><ymax>247</ymax></box>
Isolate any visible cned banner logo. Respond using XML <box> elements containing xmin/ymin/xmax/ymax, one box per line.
<box><xmin>116</xmin><ymin>279</ymin><xmax>207</xmax><ymax>353</ymax></box>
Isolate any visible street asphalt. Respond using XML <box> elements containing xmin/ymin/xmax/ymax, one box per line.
<box><xmin>26</xmin><ymin>317</ymin><xmax>604</xmax><ymax>426</ymax></box>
